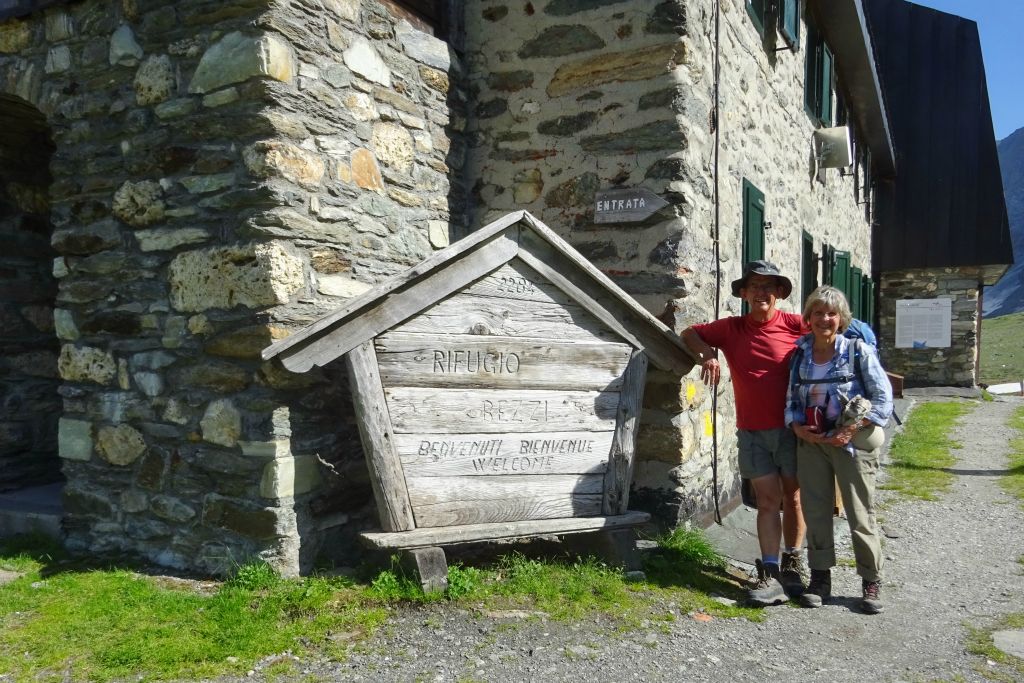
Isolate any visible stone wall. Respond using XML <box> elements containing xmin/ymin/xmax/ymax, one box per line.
<box><xmin>0</xmin><ymin>0</ymin><xmax>888</xmax><ymax>572</ymax></box>
<box><xmin>878</xmin><ymin>267</ymin><xmax>981</xmax><ymax>387</ymax></box>
<box><xmin>461</xmin><ymin>0</ymin><xmax>878</xmax><ymax>526</ymax></box>
<box><xmin>0</xmin><ymin>0</ymin><xmax>465</xmax><ymax>575</ymax></box>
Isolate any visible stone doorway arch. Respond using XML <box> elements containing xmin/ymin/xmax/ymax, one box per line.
<box><xmin>0</xmin><ymin>93</ymin><xmax>61</xmax><ymax>506</ymax></box>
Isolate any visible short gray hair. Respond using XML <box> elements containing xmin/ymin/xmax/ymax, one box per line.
<box><xmin>802</xmin><ymin>285</ymin><xmax>852</xmax><ymax>332</ymax></box>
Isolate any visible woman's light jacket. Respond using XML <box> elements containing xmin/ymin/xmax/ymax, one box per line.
<box><xmin>784</xmin><ymin>333</ymin><xmax>894</xmax><ymax>429</ymax></box>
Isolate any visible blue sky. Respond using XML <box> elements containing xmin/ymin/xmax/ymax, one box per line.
<box><xmin>909</xmin><ymin>0</ymin><xmax>1023</xmax><ymax>141</ymax></box>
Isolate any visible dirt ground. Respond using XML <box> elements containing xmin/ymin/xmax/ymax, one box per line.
<box><xmin>252</xmin><ymin>395</ymin><xmax>1024</xmax><ymax>682</ymax></box>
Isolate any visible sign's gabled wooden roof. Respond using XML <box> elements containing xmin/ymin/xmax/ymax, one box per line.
<box><xmin>262</xmin><ymin>211</ymin><xmax>696</xmax><ymax>374</ymax></box>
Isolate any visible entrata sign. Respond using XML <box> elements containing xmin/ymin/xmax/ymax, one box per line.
<box><xmin>594</xmin><ymin>187</ymin><xmax>669</xmax><ymax>224</ymax></box>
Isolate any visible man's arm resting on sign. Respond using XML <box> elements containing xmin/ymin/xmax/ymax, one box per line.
<box><xmin>681</xmin><ymin>327</ymin><xmax>721</xmax><ymax>386</ymax></box>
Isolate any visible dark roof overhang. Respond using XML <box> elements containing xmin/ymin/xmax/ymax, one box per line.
<box><xmin>807</xmin><ymin>0</ymin><xmax>896</xmax><ymax>179</ymax></box>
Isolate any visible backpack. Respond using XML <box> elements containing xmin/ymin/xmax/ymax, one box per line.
<box><xmin>843</xmin><ymin>318</ymin><xmax>877</xmax><ymax>347</ymax></box>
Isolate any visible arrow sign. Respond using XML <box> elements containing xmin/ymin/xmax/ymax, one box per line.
<box><xmin>593</xmin><ymin>187</ymin><xmax>670</xmax><ymax>224</ymax></box>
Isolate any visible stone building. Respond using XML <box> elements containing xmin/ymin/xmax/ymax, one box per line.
<box><xmin>865</xmin><ymin>0</ymin><xmax>1012</xmax><ymax>387</ymax></box>
<box><xmin>0</xmin><ymin>0</ymin><xmax>1002</xmax><ymax>574</ymax></box>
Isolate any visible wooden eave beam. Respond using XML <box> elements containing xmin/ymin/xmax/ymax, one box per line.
<box><xmin>808</xmin><ymin>0</ymin><xmax>896</xmax><ymax>179</ymax></box>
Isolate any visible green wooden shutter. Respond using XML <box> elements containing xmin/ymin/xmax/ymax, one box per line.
<box><xmin>820</xmin><ymin>44</ymin><xmax>833</xmax><ymax>125</ymax></box>
<box><xmin>746</xmin><ymin>0</ymin><xmax>766</xmax><ymax>35</ymax></box>
<box><xmin>742</xmin><ymin>179</ymin><xmax>765</xmax><ymax>266</ymax></box>
<box><xmin>831</xmin><ymin>251</ymin><xmax>850</xmax><ymax>299</ymax></box>
<box><xmin>804</xmin><ymin>22</ymin><xmax>819</xmax><ymax>116</ymax></box>
<box><xmin>801</xmin><ymin>231</ymin><xmax>817</xmax><ymax>305</ymax></box>
<box><xmin>851</xmin><ymin>267</ymin><xmax>863</xmax><ymax>319</ymax></box>
<box><xmin>779</xmin><ymin>0</ymin><xmax>800</xmax><ymax>47</ymax></box>
<box><xmin>863</xmin><ymin>277</ymin><xmax>875</xmax><ymax>326</ymax></box>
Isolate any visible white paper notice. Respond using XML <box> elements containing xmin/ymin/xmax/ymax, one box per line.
<box><xmin>895</xmin><ymin>299</ymin><xmax>952</xmax><ymax>349</ymax></box>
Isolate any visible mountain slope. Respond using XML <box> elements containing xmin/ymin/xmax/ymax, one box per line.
<box><xmin>983</xmin><ymin>126</ymin><xmax>1024</xmax><ymax>317</ymax></box>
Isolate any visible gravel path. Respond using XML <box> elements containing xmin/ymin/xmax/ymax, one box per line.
<box><xmin>266</xmin><ymin>397</ymin><xmax>1024</xmax><ymax>682</ymax></box>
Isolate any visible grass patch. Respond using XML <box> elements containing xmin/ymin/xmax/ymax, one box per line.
<box><xmin>0</xmin><ymin>529</ymin><xmax>759</xmax><ymax>682</ymax></box>
<box><xmin>980</xmin><ymin>311</ymin><xmax>1024</xmax><ymax>385</ymax></box>
<box><xmin>1001</xmin><ymin>407</ymin><xmax>1024</xmax><ymax>508</ymax></box>
<box><xmin>881</xmin><ymin>401</ymin><xmax>970</xmax><ymax>500</ymax></box>
<box><xmin>0</xmin><ymin>548</ymin><xmax>386</xmax><ymax>682</ymax></box>
<box><xmin>966</xmin><ymin>613</ymin><xmax>1024</xmax><ymax>681</ymax></box>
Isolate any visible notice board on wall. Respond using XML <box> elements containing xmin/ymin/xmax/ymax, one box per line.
<box><xmin>895</xmin><ymin>299</ymin><xmax>952</xmax><ymax>349</ymax></box>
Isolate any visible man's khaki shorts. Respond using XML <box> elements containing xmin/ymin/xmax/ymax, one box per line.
<box><xmin>736</xmin><ymin>427</ymin><xmax>797</xmax><ymax>479</ymax></box>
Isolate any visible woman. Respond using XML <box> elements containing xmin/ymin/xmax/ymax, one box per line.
<box><xmin>785</xmin><ymin>286</ymin><xmax>893</xmax><ymax>614</ymax></box>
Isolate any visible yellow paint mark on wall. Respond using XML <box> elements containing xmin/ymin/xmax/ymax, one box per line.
<box><xmin>703</xmin><ymin>411</ymin><xmax>714</xmax><ymax>437</ymax></box>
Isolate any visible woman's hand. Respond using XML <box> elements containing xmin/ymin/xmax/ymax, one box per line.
<box><xmin>792</xmin><ymin>423</ymin><xmax>825</xmax><ymax>443</ymax></box>
<box><xmin>824</xmin><ymin>424</ymin><xmax>859</xmax><ymax>447</ymax></box>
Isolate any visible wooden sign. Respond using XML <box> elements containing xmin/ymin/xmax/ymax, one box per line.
<box><xmin>594</xmin><ymin>187</ymin><xmax>669</xmax><ymax>224</ymax></box>
<box><xmin>262</xmin><ymin>210</ymin><xmax>696</xmax><ymax>555</ymax></box>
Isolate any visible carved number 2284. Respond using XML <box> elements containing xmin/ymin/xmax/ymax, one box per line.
<box><xmin>498</xmin><ymin>276</ymin><xmax>535</xmax><ymax>295</ymax></box>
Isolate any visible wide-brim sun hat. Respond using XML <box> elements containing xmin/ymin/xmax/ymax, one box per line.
<box><xmin>730</xmin><ymin>259</ymin><xmax>793</xmax><ymax>298</ymax></box>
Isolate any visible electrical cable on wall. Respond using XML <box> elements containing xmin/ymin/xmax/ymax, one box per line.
<box><xmin>710</xmin><ymin>0</ymin><xmax>723</xmax><ymax>525</ymax></box>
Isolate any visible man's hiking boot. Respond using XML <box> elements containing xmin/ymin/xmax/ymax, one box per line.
<box><xmin>861</xmin><ymin>580</ymin><xmax>883</xmax><ymax>614</ymax></box>
<box><xmin>799</xmin><ymin>569</ymin><xmax>831</xmax><ymax>608</ymax></box>
<box><xmin>779</xmin><ymin>551</ymin><xmax>807</xmax><ymax>598</ymax></box>
<box><xmin>747</xmin><ymin>559</ymin><xmax>787</xmax><ymax>606</ymax></box>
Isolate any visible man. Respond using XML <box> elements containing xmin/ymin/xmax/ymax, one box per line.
<box><xmin>681</xmin><ymin>260</ymin><xmax>807</xmax><ymax>605</ymax></box>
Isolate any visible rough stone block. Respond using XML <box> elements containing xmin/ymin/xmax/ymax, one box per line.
<box><xmin>112</xmin><ymin>180</ymin><xmax>165</xmax><ymax>227</ymax></box>
<box><xmin>109</xmin><ymin>24</ymin><xmax>144</xmax><ymax>66</ymax></box>
<box><xmin>316</xmin><ymin>274</ymin><xmax>373</xmax><ymax>298</ymax></box>
<box><xmin>58</xmin><ymin>418</ymin><xmax>93</xmax><ymax>461</ymax></box>
<box><xmin>396</xmin><ymin>20</ymin><xmax>451</xmax><ymax>70</ymax></box>
<box><xmin>168</xmin><ymin>242</ymin><xmax>305</xmax><ymax>312</ymax></box>
<box><xmin>351</xmin><ymin>148</ymin><xmax>385</xmax><ymax>190</ymax></box>
<box><xmin>371</xmin><ymin>123</ymin><xmax>414</xmax><ymax>173</ymax></box>
<box><xmin>135</xmin><ymin>227</ymin><xmax>209</xmax><ymax>252</ymax></box>
<box><xmin>134</xmin><ymin>54</ymin><xmax>176</xmax><ymax>105</ymax></box>
<box><xmin>200</xmin><ymin>399</ymin><xmax>242</xmax><ymax>447</ymax></box>
<box><xmin>202</xmin><ymin>496</ymin><xmax>282</xmax><ymax>540</ymax></box>
<box><xmin>260</xmin><ymin>455</ymin><xmax>322</xmax><ymax>499</ymax></box>
<box><xmin>547</xmin><ymin>43</ymin><xmax>681</xmax><ymax>97</ymax></box>
<box><xmin>188</xmin><ymin>32</ymin><xmax>295</xmax><ymax>94</ymax></box>
<box><xmin>243</xmin><ymin>141</ymin><xmax>326</xmax><ymax>189</ymax></box>
<box><xmin>96</xmin><ymin>424</ymin><xmax>147</xmax><ymax>466</ymax></box>
<box><xmin>51</xmin><ymin>221</ymin><xmax>122</xmax><ymax>256</ymax></box>
<box><xmin>343</xmin><ymin>37</ymin><xmax>390</xmax><ymax>86</ymax></box>
<box><xmin>0</xmin><ymin>20</ymin><xmax>32</xmax><ymax>54</ymax></box>
<box><xmin>58</xmin><ymin>345</ymin><xmax>118</xmax><ymax>385</ymax></box>
<box><xmin>151</xmin><ymin>494</ymin><xmax>197</xmax><ymax>522</ymax></box>
<box><xmin>518</xmin><ymin>25</ymin><xmax>604</xmax><ymax>58</ymax></box>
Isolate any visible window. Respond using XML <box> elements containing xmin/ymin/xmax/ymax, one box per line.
<box><xmin>801</xmin><ymin>231</ymin><xmax>818</xmax><ymax>305</ymax></box>
<box><xmin>746</xmin><ymin>0</ymin><xmax>767</xmax><ymax>36</ymax></box>
<box><xmin>804</xmin><ymin>19</ymin><xmax>833</xmax><ymax>126</ymax></box>
<box><xmin>822</xmin><ymin>244</ymin><xmax>835</xmax><ymax>285</ymax></box>
<box><xmin>778</xmin><ymin>0</ymin><xmax>800</xmax><ymax>48</ymax></box>
<box><xmin>742</xmin><ymin>179</ymin><xmax>766</xmax><ymax>267</ymax></box>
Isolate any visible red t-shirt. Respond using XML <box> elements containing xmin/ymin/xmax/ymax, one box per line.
<box><xmin>692</xmin><ymin>311</ymin><xmax>804</xmax><ymax>430</ymax></box>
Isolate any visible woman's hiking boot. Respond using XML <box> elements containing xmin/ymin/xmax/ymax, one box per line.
<box><xmin>779</xmin><ymin>551</ymin><xmax>807</xmax><ymax>598</ymax></box>
<box><xmin>747</xmin><ymin>559</ymin><xmax>787</xmax><ymax>606</ymax></box>
<box><xmin>861</xmin><ymin>580</ymin><xmax>883</xmax><ymax>614</ymax></box>
<box><xmin>799</xmin><ymin>569</ymin><xmax>831</xmax><ymax>608</ymax></box>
